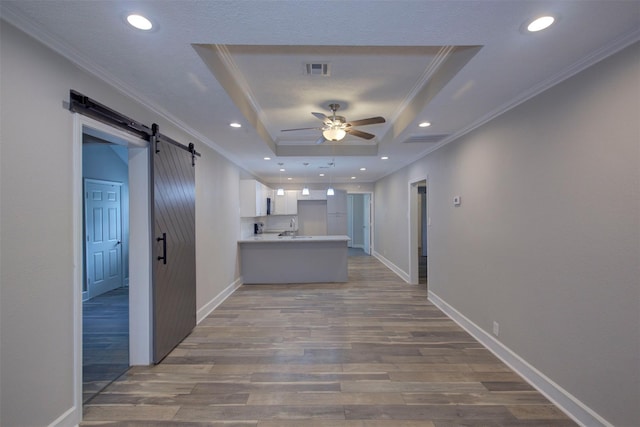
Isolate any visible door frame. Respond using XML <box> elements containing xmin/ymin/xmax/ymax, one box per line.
<box><xmin>363</xmin><ymin>193</ymin><xmax>371</xmax><ymax>255</ymax></box>
<box><xmin>408</xmin><ymin>177</ymin><xmax>428</xmax><ymax>285</ymax></box>
<box><xmin>83</xmin><ymin>178</ymin><xmax>123</xmax><ymax>301</ymax></box>
<box><xmin>346</xmin><ymin>191</ymin><xmax>374</xmax><ymax>254</ymax></box>
<box><xmin>73</xmin><ymin>114</ymin><xmax>153</xmax><ymax>416</ymax></box>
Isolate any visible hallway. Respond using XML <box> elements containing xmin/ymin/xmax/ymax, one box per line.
<box><xmin>82</xmin><ymin>256</ymin><xmax>575</xmax><ymax>426</ymax></box>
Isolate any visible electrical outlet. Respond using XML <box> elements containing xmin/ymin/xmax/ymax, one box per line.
<box><xmin>493</xmin><ymin>321</ymin><xmax>500</xmax><ymax>337</ymax></box>
<box><xmin>453</xmin><ymin>195</ymin><xmax>461</xmax><ymax>206</ymax></box>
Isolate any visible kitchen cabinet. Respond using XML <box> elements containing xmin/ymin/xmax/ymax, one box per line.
<box><xmin>297</xmin><ymin>189</ymin><xmax>327</xmax><ymax>201</ymax></box>
<box><xmin>273</xmin><ymin>190</ymin><xmax>298</xmax><ymax>215</ymax></box>
<box><xmin>239</xmin><ymin>179</ymin><xmax>270</xmax><ymax>217</ymax></box>
<box><xmin>239</xmin><ymin>235</ymin><xmax>349</xmax><ymax>284</ymax></box>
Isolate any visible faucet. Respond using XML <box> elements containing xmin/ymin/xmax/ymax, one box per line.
<box><xmin>290</xmin><ymin>217</ymin><xmax>296</xmax><ymax>230</ymax></box>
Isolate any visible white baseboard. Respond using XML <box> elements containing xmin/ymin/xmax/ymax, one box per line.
<box><xmin>49</xmin><ymin>405</ymin><xmax>79</xmax><ymax>427</ymax></box>
<box><xmin>372</xmin><ymin>250</ymin><xmax>410</xmax><ymax>283</ymax></box>
<box><xmin>428</xmin><ymin>290</ymin><xmax>612</xmax><ymax>427</ymax></box>
<box><xmin>196</xmin><ymin>277</ymin><xmax>243</xmax><ymax>324</ymax></box>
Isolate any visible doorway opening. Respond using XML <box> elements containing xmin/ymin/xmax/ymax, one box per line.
<box><xmin>408</xmin><ymin>179</ymin><xmax>428</xmax><ymax>286</ymax></box>
<box><xmin>418</xmin><ymin>185</ymin><xmax>428</xmax><ymax>286</ymax></box>
<box><xmin>73</xmin><ymin>115</ymin><xmax>153</xmax><ymax>413</ymax></box>
<box><xmin>82</xmin><ymin>137</ymin><xmax>130</xmax><ymax>403</ymax></box>
<box><xmin>347</xmin><ymin>193</ymin><xmax>372</xmax><ymax>256</ymax></box>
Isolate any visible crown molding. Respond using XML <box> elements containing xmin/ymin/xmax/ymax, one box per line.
<box><xmin>377</xmin><ymin>27</ymin><xmax>640</xmax><ymax>182</ymax></box>
<box><xmin>0</xmin><ymin>8</ymin><xmax>248</xmax><ymax>171</ymax></box>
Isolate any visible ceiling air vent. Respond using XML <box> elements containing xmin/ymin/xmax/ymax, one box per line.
<box><xmin>402</xmin><ymin>134</ymin><xmax>450</xmax><ymax>144</ymax></box>
<box><xmin>305</xmin><ymin>63</ymin><xmax>331</xmax><ymax>76</ymax></box>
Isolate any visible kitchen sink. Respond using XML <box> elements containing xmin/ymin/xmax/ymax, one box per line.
<box><xmin>278</xmin><ymin>231</ymin><xmax>297</xmax><ymax>236</ymax></box>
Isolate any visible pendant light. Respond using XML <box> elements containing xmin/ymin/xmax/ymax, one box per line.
<box><xmin>276</xmin><ymin>163</ymin><xmax>285</xmax><ymax>196</ymax></box>
<box><xmin>302</xmin><ymin>162</ymin><xmax>310</xmax><ymax>195</ymax></box>
<box><xmin>327</xmin><ymin>160</ymin><xmax>335</xmax><ymax>196</ymax></box>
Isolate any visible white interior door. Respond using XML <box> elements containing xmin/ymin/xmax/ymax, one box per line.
<box><xmin>85</xmin><ymin>179</ymin><xmax>123</xmax><ymax>299</ymax></box>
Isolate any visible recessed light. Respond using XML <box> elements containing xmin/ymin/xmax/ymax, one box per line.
<box><xmin>264</xmin><ymin>157</ymin><xmax>271</xmax><ymax>160</ymax></box>
<box><xmin>319</xmin><ymin>173</ymin><xmax>325</xmax><ymax>177</ymax></box>
<box><xmin>527</xmin><ymin>16</ymin><xmax>555</xmax><ymax>32</ymax></box>
<box><xmin>126</xmin><ymin>14</ymin><xmax>153</xmax><ymax>30</ymax></box>
<box><xmin>351</xmin><ymin>176</ymin><xmax>356</xmax><ymax>180</ymax></box>
<box><xmin>418</xmin><ymin>122</ymin><xmax>431</xmax><ymax>128</ymax></box>
<box><xmin>279</xmin><ymin>168</ymin><xmax>285</xmax><ymax>172</ymax></box>
<box><xmin>287</xmin><ymin>177</ymin><xmax>293</xmax><ymax>180</ymax></box>
<box><xmin>230</xmin><ymin>122</ymin><xmax>242</xmax><ymax>128</ymax></box>
<box><xmin>381</xmin><ymin>156</ymin><xmax>389</xmax><ymax>160</ymax></box>
<box><xmin>360</xmin><ymin>167</ymin><xmax>366</xmax><ymax>171</ymax></box>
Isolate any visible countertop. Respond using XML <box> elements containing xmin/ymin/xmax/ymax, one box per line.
<box><xmin>238</xmin><ymin>234</ymin><xmax>350</xmax><ymax>243</ymax></box>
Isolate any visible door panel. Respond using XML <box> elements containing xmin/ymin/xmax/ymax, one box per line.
<box><xmin>85</xmin><ymin>180</ymin><xmax>123</xmax><ymax>299</ymax></box>
<box><xmin>152</xmin><ymin>140</ymin><xmax>196</xmax><ymax>363</ymax></box>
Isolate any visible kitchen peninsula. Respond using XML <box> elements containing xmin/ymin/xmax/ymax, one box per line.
<box><xmin>238</xmin><ymin>234</ymin><xmax>350</xmax><ymax>284</ymax></box>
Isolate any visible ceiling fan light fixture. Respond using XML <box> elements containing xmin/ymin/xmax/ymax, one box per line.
<box><xmin>322</xmin><ymin>127</ymin><xmax>346</xmax><ymax>141</ymax></box>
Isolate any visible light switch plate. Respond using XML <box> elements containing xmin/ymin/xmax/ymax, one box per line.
<box><xmin>453</xmin><ymin>195</ymin><xmax>461</xmax><ymax>206</ymax></box>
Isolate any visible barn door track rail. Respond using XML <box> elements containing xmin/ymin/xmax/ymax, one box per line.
<box><xmin>68</xmin><ymin>89</ymin><xmax>201</xmax><ymax>162</ymax></box>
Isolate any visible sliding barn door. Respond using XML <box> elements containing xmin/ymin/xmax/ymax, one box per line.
<box><xmin>151</xmin><ymin>139</ymin><xmax>196</xmax><ymax>363</ymax></box>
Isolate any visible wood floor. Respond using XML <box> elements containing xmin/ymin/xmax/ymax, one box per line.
<box><xmin>82</xmin><ymin>256</ymin><xmax>576</xmax><ymax>426</ymax></box>
<box><xmin>83</xmin><ymin>287</ymin><xmax>129</xmax><ymax>403</ymax></box>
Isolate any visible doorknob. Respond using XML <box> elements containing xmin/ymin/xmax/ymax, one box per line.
<box><xmin>116</xmin><ymin>240</ymin><xmax>121</xmax><ymax>245</ymax></box>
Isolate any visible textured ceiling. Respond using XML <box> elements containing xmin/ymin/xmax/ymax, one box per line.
<box><xmin>1</xmin><ymin>1</ymin><xmax>638</xmax><ymax>185</ymax></box>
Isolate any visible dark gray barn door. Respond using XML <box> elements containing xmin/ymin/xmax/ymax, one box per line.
<box><xmin>151</xmin><ymin>139</ymin><xmax>196</xmax><ymax>363</ymax></box>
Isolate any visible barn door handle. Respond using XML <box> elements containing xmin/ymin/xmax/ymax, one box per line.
<box><xmin>157</xmin><ymin>233</ymin><xmax>167</xmax><ymax>264</ymax></box>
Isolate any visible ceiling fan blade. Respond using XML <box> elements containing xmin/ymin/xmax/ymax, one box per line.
<box><xmin>346</xmin><ymin>116</ymin><xmax>386</xmax><ymax>127</ymax></box>
<box><xmin>281</xmin><ymin>127</ymin><xmax>322</xmax><ymax>132</ymax></box>
<box><xmin>345</xmin><ymin>128</ymin><xmax>376</xmax><ymax>140</ymax></box>
<box><xmin>315</xmin><ymin>135</ymin><xmax>326</xmax><ymax>144</ymax></box>
<box><xmin>311</xmin><ymin>112</ymin><xmax>330</xmax><ymax>123</ymax></box>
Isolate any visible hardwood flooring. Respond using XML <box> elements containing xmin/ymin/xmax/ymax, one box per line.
<box><xmin>82</xmin><ymin>256</ymin><xmax>576</xmax><ymax>426</ymax></box>
<box><xmin>83</xmin><ymin>287</ymin><xmax>129</xmax><ymax>403</ymax></box>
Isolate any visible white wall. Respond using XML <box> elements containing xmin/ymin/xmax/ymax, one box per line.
<box><xmin>0</xmin><ymin>21</ymin><xmax>244</xmax><ymax>426</ymax></box>
<box><xmin>374</xmin><ymin>42</ymin><xmax>639</xmax><ymax>426</ymax></box>
<box><xmin>194</xmin><ymin>145</ymin><xmax>243</xmax><ymax>321</ymax></box>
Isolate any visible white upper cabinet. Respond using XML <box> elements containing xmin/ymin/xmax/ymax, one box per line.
<box><xmin>273</xmin><ymin>190</ymin><xmax>298</xmax><ymax>215</ymax></box>
<box><xmin>297</xmin><ymin>189</ymin><xmax>327</xmax><ymax>201</ymax></box>
<box><xmin>240</xmin><ymin>180</ymin><xmax>271</xmax><ymax>217</ymax></box>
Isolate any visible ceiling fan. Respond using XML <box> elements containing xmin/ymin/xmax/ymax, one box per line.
<box><xmin>281</xmin><ymin>103</ymin><xmax>385</xmax><ymax>144</ymax></box>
